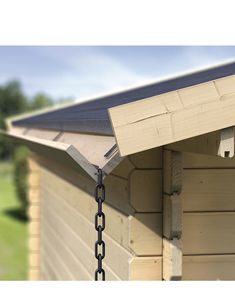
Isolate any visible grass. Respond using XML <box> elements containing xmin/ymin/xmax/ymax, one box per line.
<box><xmin>0</xmin><ymin>161</ymin><xmax>28</xmax><ymax>280</ymax></box>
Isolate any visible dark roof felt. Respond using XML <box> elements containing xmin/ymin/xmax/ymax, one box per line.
<box><xmin>13</xmin><ymin>61</ymin><xmax>235</xmax><ymax>135</ymax></box>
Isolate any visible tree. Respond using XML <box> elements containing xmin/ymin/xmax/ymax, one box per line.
<box><xmin>0</xmin><ymin>80</ymin><xmax>28</xmax><ymax>159</ymax></box>
<box><xmin>29</xmin><ymin>93</ymin><xmax>53</xmax><ymax>111</ymax></box>
<box><xmin>0</xmin><ymin>80</ymin><xmax>28</xmax><ymax>117</ymax></box>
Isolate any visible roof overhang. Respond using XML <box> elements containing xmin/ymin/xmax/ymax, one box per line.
<box><xmin>109</xmin><ymin>73</ymin><xmax>235</xmax><ymax>156</ymax></box>
<box><xmin>4</xmin><ymin>126</ymin><xmax>122</xmax><ymax>181</ymax></box>
<box><xmin>4</xmin><ymin>61</ymin><xmax>235</xmax><ymax>178</ymax></box>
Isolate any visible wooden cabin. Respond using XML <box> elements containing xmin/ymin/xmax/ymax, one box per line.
<box><xmin>6</xmin><ymin>61</ymin><xmax>235</xmax><ymax>280</ymax></box>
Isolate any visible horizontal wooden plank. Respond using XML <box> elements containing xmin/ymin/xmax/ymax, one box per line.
<box><xmin>129</xmin><ymin>257</ymin><xmax>162</xmax><ymax>280</ymax></box>
<box><xmin>109</xmin><ymin>76</ymin><xmax>235</xmax><ymax>156</ymax></box>
<box><xmin>29</xmin><ymin>221</ymin><xmax>40</xmax><ymax>236</ymax></box>
<box><xmin>57</xmin><ymin>132</ymin><xmax>116</xmax><ymax>170</ymax></box>
<box><xmin>6</xmin><ymin>131</ymin><xmax>98</xmax><ymax>181</ymax></box>
<box><xmin>42</xmin><ymin>184</ymin><xmax>162</xmax><ymax>256</ymax></box>
<box><xmin>28</xmin><ymin>204</ymin><xmax>40</xmax><ymax>219</ymax></box>
<box><xmin>27</xmin><ymin>128</ymin><xmax>59</xmax><ymax>141</ymax></box>
<box><xmin>40</xmin><ymin>179</ymin><xmax>130</xmax><ymax>251</ymax></box>
<box><xmin>29</xmin><ymin>253</ymin><xmax>40</xmax><ymax>268</ymax></box>
<box><xmin>28</xmin><ymin>157</ymin><xmax>40</xmax><ymax>172</ymax></box>
<box><xmin>130</xmin><ymin>170</ymin><xmax>162</xmax><ymax>212</ymax></box>
<box><xmin>41</xmin><ymin>247</ymin><xmax>72</xmax><ymax>280</ymax></box>
<box><xmin>130</xmin><ymin>213</ymin><xmax>162</xmax><ymax>256</ymax></box>
<box><xmin>29</xmin><ymin>237</ymin><xmax>40</xmax><ymax>252</ymax></box>
<box><xmin>42</xmin><ymin>198</ymin><xmax>130</xmax><ymax>280</ymax></box>
<box><xmin>183</xmin><ymin>152</ymin><xmax>235</xmax><ymax>168</ymax></box>
<box><xmin>28</xmin><ymin>188</ymin><xmax>40</xmax><ymax>204</ymax></box>
<box><xmin>129</xmin><ymin>147</ymin><xmax>163</xmax><ymax>169</ymax></box>
<box><xmin>40</xmin><ymin>161</ymin><xmax>134</xmax><ymax>216</ymax></box>
<box><xmin>111</xmin><ymin>157</ymin><xmax>135</xmax><ymax>179</ymax></box>
<box><xmin>28</xmin><ymin>173</ymin><xmax>40</xmax><ymax>188</ymax></box>
<box><xmin>42</xmin><ymin>230</ymin><xmax>93</xmax><ymax>280</ymax></box>
<box><xmin>216</xmin><ymin>75</ymin><xmax>235</xmax><ymax>95</ymax></box>
<box><xmin>182</xmin><ymin>169</ymin><xmax>235</xmax><ymax>212</ymax></box>
<box><xmin>11</xmin><ymin>63</ymin><xmax>235</xmax><ymax>136</ymax></box>
<box><xmin>183</xmin><ymin>212</ymin><xmax>235</xmax><ymax>255</ymax></box>
<box><xmin>183</xmin><ymin>254</ymin><xmax>235</xmax><ymax>280</ymax></box>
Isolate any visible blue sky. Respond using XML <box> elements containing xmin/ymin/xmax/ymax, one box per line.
<box><xmin>0</xmin><ymin>46</ymin><xmax>235</xmax><ymax>101</ymax></box>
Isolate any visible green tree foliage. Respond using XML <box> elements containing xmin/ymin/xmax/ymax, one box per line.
<box><xmin>0</xmin><ymin>80</ymin><xmax>28</xmax><ymax>159</ymax></box>
<box><xmin>0</xmin><ymin>80</ymin><xmax>28</xmax><ymax>117</ymax></box>
<box><xmin>0</xmin><ymin>80</ymin><xmax>56</xmax><ymax>216</ymax></box>
<box><xmin>29</xmin><ymin>93</ymin><xmax>53</xmax><ymax>111</ymax></box>
<box><xmin>13</xmin><ymin>146</ymin><xmax>29</xmax><ymax>217</ymax></box>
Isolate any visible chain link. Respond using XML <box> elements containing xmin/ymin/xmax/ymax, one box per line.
<box><xmin>94</xmin><ymin>168</ymin><xmax>105</xmax><ymax>281</ymax></box>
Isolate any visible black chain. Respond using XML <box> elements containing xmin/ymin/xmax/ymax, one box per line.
<box><xmin>94</xmin><ymin>168</ymin><xmax>105</xmax><ymax>281</ymax></box>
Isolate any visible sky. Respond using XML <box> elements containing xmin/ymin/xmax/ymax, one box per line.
<box><xmin>0</xmin><ymin>46</ymin><xmax>235</xmax><ymax>102</ymax></box>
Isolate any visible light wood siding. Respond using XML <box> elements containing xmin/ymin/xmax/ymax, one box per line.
<box><xmin>181</xmin><ymin>152</ymin><xmax>235</xmax><ymax>280</ymax></box>
<box><xmin>27</xmin><ymin>155</ymin><xmax>41</xmax><ymax>280</ymax></box>
<box><xmin>38</xmin><ymin>147</ymin><xmax>163</xmax><ymax>280</ymax></box>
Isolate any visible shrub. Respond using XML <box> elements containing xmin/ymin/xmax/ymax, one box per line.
<box><xmin>13</xmin><ymin>146</ymin><xmax>29</xmax><ymax>217</ymax></box>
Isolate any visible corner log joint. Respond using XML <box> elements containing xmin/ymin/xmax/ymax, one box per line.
<box><xmin>163</xmin><ymin>149</ymin><xmax>183</xmax><ymax>280</ymax></box>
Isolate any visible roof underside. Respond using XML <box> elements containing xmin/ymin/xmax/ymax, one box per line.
<box><xmin>7</xmin><ymin>60</ymin><xmax>235</xmax><ymax>179</ymax></box>
<box><xmin>12</xmin><ymin>61</ymin><xmax>235</xmax><ymax>135</ymax></box>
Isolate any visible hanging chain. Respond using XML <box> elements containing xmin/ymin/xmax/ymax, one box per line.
<box><xmin>94</xmin><ymin>168</ymin><xmax>105</xmax><ymax>281</ymax></box>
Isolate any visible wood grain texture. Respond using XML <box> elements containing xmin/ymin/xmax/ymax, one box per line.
<box><xmin>163</xmin><ymin>238</ymin><xmax>182</xmax><ymax>280</ymax></box>
<box><xmin>29</xmin><ymin>253</ymin><xmax>40</xmax><ymax>268</ymax></box>
<box><xmin>109</xmin><ymin>75</ymin><xmax>235</xmax><ymax>156</ymax></box>
<box><xmin>11</xmin><ymin>62</ymin><xmax>235</xmax><ymax>135</ymax></box>
<box><xmin>29</xmin><ymin>237</ymin><xmax>40</xmax><ymax>252</ymax></box>
<box><xmin>28</xmin><ymin>188</ymin><xmax>40</xmax><ymax>204</ymax></box>
<box><xmin>130</xmin><ymin>170</ymin><xmax>162</xmax><ymax>212</ymax></box>
<box><xmin>183</xmin><ymin>212</ymin><xmax>235</xmax><ymax>255</ymax></box>
<box><xmin>168</xmin><ymin>127</ymin><xmax>234</xmax><ymax>158</ymax></box>
<box><xmin>183</xmin><ymin>254</ymin><xmax>235</xmax><ymax>280</ymax></box>
<box><xmin>129</xmin><ymin>213</ymin><xmax>162</xmax><ymax>256</ymax></box>
<box><xmin>163</xmin><ymin>150</ymin><xmax>183</xmax><ymax>194</ymax></box>
<box><xmin>163</xmin><ymin>194</ymin><xmax>182</xmax><ymax>239</ymax></box>
<box><xmin>41</xmin><ymin>240</ymin><xmax>74</xmax><ymax>280</ymax></box>
<box><xmin>42</xmin><ymin>225</ymin><xmax>93</xmax><ymax>281</ymax></box>
<box><xmin>129</xmin><ymin>147</ymin><xmax>163</xmax><ymax>169</ymax></box>
<box><xmin>111</xmin><ymin>157</ymin><xmax>135</xmax><ymax>179</ymax></box>
<box><xmin>183</xmin><ymin>151</ymin><xmax>235</xmax><ymax>168</ymax></box>
<box><xmin>182</xmin><ymin>169</ymin><xmax>235</xmax><ymax>212</ymax></box>
<box><xmin>41</xmin><ymin>183</ymin><xmax>162</xmax><ymax>257</ymax></box>
<box><xmin>57</xmin><ymin>131</ymin><xmax>116</xmax><ymax>169</ymax></box>
<box><xmin>6</xmin><ymin>131</ymin><xmax>98</xmax><ymax>180</ymax></box>
<box><xmin>26</xmin><ymin>128</ymin><xmax>59</xmax><ymax>141</ymax></box>
<box><xmin>27</xmin><ymin>155</ymin><xmax>41</xmax><ymax>280</ymax></box>
<box><xmin>29</xmin><ymin>221</ymin><xmax>40</xmax><ymax>236</ymax></box>
<box><xmin>129</xmin><ymin>257</ymin><xmax>162</xmax><ymax>280</ymax></box>
<box><xmin>41</xmin><ymin>189</ymin><xmax>132</xmax><ymax>280</ymax></box>
<box><xmin>28</xmin><ymin>204</ymin><xmax>40</xmax><ymax>220</ymax></box>
<box><xmin>166</xmin><ymin>131</ymin><xmax>221</xmax><ymax>157</ymax></box>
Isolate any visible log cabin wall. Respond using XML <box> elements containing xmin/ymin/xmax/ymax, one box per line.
<box><xmin>33</xmin><ymin>147</ymin><xmax>163</xmax><ymax>280</ymax></box>
<box><xmin>182</xmin><ymin>152</ymin><xmax>235</xmax><ymax>280</ymax></box>
<box><xmin>28</xmin><ymin>148</ymin><xmax>235</xmax><ymax>281</ymax></box>
<box><xmin>28</xmin><ymin>155</ymin><xmax>41</xmax><ymax>280</ymax></box>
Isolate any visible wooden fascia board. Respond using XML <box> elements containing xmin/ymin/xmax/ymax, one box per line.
<box><xmin>3</xmin><ymin>131</ymin><xmax>98</xmax><ymax>181</ymax></box>
<box><xmin>108</xmin><ymin>75</ymin><xmax>235</xmax><ymax>156</ymax></box>
<box><xmin>2</xmin><ymin>129</ymin><xmax>124</xmax><ymax>180</ymax></box>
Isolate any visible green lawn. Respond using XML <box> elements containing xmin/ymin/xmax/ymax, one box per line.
<box><xmin>0</xmin><ymin>161</ymin><xmax>28</xmax><ymax>280</ymax></box>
